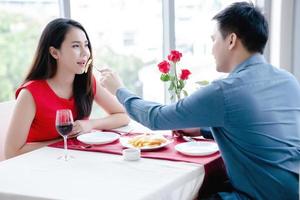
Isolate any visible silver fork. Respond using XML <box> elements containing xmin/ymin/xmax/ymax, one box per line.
<box><xmin>80</xmin><ymin>144</ymin><xmax>93</xmax><ymax>149</ymax></box>
<box><xmin>182</xmin><ymin>136</ymin><xmax>196</xmax><ymax>142</ymax></box>
<box><xmin>103</xmin><ymin>128</ymin><xmax>142</xmax><ymax>136</ymax></box>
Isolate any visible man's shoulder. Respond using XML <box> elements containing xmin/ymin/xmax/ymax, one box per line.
<box><xmin>210</xmin><ymin>75</ymin><xmax>240</xmax><ymax>90</ymax></box>
<box><xmin>225</xmin><ymin>62</ymin><xmax>291</xmax><ymax>82</ymax></box>
<box><xmin>214</xmin><ymin>63</ymin><xmax>299</xmax><ymax>94</ymax></box>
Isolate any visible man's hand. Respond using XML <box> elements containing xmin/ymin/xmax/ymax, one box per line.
<box><xmin>99</xmin><ymin>68</ymin><xmax>124</xmax><ymax>96</ymax></box>
<box><xmin>172</xmin><ymin>128</ymin><xmax>201</xmax><ymax>137</ymax></box>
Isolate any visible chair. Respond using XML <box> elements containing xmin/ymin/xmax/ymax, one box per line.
<box><xmin>0</xmin><ymin>100</ymin><xmax>16</xmax><ymax>161</ymax></box>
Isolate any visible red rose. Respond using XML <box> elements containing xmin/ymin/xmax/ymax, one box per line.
<box><xmin>179</xmin><ymin>69</ymin><xmax>191</xmax><ymax>80</ymax></box>
<box><xmin>167</xmin><ymin>50</ymin><xmax>182</xmax><ymax>63</ymax></box>
<box><xmin>157</xmin><ymin>50</ymin><xmax>191</xmax><ymax>100</ymax></box>
<box><xmin>157</xmin><ymin>60</ymin><xmax>170</xmax><ymax>73</ymax></box>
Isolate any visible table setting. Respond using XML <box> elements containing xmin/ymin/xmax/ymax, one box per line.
<box><xmin>0</xmin><ymin>122</ymin><xmax>225</xmax><ymax>200</ymax></box>
<box><xmin>49</xmin><ymin>127</ymin><xmax>221</xmax><ymax>165</ymax></box>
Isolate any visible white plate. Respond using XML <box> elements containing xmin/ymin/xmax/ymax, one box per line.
<box><xmin>120</xmin><ymin>136</ymin><xmax>173</xmax><ymax>151</ymax></box>
<box><xmin>77</xmin><ymin>131</ymin><xmax>120</xmax><ymax>145</ymax></box>
<box><xmin>175</xmin><ymin>141</ymin><xmax>219</xmax><ymax>156</ymax></box>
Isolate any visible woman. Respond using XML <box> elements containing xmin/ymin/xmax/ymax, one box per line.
<box><xmin>4</xmin><ymin>18</ymin><xmax>130</xmax><ymax>159</ymax></box>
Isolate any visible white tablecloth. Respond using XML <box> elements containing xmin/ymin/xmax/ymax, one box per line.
<box><xmin>0</xmin><ymin>147</ymin><xmax>204</xmax><ymax>200</ymax></box>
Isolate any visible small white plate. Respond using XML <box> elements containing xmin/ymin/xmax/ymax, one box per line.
<box><xmin>175</xmin><ymin>141</ymin><xmax>218</xmax><ymax>156</ymax></box>
<box><xmin>77</xmin><ymin>131</ymin><xmax>120</xmax><ymax>145</ymax></box>
<box><xmin>120</xmin><ymin>136</ymin><xmax>173</xmax><ymax>151</ymax></box>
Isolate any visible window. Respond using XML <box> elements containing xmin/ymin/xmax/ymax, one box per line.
<box><xmin>3</xmin><ymin>0</ymin><xmax>288</xmax><ymax>106</ymax></box>
<box><xmin>70</xmin><ymin>0</ymin><xmax>164</xmax><ymax>104</ymax></box>
<box><xmin>174</xmin><ymin>0</ymin><xmax>241</xmax><ymax>94</ymax></box>
<box><xmin>0</xmin><ymin>0</ymin><xmax>59</xmax><ymax>101</ymax></box>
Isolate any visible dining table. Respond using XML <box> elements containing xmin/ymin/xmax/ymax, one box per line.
<box><xmin>0</xmin><ymin>121</ymin><xmax>223</xmax><ymax>200</ymax></box>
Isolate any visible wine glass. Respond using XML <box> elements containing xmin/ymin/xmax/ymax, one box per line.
<box><xmin>55</xmin><ymin>109</ymin><xmax>74</xmax><ymax>161</ymax></box>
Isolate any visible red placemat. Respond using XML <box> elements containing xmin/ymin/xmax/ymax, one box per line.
<box><xmin>49</xmin><ymin>136</ymin><xmax>221</xmax><ymax>165</ymax></box>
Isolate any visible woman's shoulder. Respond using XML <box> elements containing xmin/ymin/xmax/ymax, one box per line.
<box><xmin>23</xmin><ymin>79</ymin><xmax>46</xmax><ymax>87</ymax></box>
<box><xmin>15</xmin><ymin>80</ymin><xmax>47</xmax><ymax>99</ymax></box>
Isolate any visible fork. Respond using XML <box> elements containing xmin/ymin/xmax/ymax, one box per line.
<box><xmin>102</xmin><ymin>129</ymin><xmax>146</xmax><ymax>136</ymax></box>
<box><xmin>80</xmin><ymin>144</ymin><xmax>93</xmax><ymax>149</ymax></box>
<box><xmin>182</xmin><ymin>136</ymin><xmax>196</xmax><ymax>142</ymax></box>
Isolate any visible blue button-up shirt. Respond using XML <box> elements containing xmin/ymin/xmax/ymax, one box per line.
<box><xmin>117</xmin><ymin>54</ymin><xmax>300</xmax><ymax>200</ymax></box>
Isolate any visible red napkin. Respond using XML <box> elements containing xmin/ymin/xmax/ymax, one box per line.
<box><xmin>49</xmin><ymin>135</ymin><xmax>221</xmax><ymax>165</ymax></box>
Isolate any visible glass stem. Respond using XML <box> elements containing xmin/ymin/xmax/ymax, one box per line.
<box><xmin>63</xmin><ymin>136</ymin><xmax>68</xmax><ymax>161</ymax></box>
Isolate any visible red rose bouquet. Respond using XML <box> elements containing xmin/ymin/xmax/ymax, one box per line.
<box><xmin>157</xmin><ymin>50</ymin><xmax>191</xmax><ymax>101</ymax></box>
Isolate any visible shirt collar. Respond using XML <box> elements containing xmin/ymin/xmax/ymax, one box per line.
<box><xmin>229</xmin><ymin>53</ymin><xmax>267</xmax><ymax>76</ymax></box>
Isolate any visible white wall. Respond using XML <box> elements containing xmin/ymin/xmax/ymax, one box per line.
<box><xmin>267</xmin><ymin>0</ymin><xmax>300</xmax><ymax>82</ymax></box>
<box><xmin>293</xmin><ymin>0</ymin><xmax>300</xmax><ymax>80</ymax></box>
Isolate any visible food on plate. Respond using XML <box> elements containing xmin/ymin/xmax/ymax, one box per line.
<box><xmin>128</xmin><ymin>134</ymin><xmax>167</xmax><ymax>148</ymax></box>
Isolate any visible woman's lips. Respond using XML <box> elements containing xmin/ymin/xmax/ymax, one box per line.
<box><xmin>77</xmin><ymin>61</ymin><xmax>86</xmax><ymax>68</ymax></box>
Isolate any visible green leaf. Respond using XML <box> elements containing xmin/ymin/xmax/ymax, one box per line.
<box><xmin>160</xmin><ymin>74</ymin><xmax>170</xmax><ymax>81</ymax></box>
<box><xmin>178</xmin><ymin>80</ymin><xmax>185</xmax><ymax>89</ymax></box>
<box><xmin>196</xmin><ymin>80</ymin><xmax>210</xmax><ymax>86</ymax></box>
<box><xmin>183</xmin><ymin>90</ymin><xmax>188</xmax><ymax>97</ymax></box>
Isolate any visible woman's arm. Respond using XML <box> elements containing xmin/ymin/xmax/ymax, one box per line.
<box><xmin>4</xmin><ymin>89</ymin><xmax>61</xmax><ymax>159</ymax></box>
<box><xmin>92</xmin><ymin>79</ymin><xmax>130</xmax><ymax>129</ymax></box>
<box><xmin>72</xmin><ymin>79</ymin><xmax>130</xmax><ymax>134</ymax></box>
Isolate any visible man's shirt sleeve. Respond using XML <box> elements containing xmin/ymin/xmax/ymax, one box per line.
<box><xmin>116</xmin><ymin>82</ymin><xmax>225</xmax><ymax>130</ymax></box>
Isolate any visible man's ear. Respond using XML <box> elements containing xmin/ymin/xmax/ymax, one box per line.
<box><xmin>228</xmin><ymin>33</ymin><xmax>237</xmax><ymax>50</ymax></box>
<box><xmin>49</xmin><ymin>46</ymin><xmax>59</xmax><ymax>59</ymax></box>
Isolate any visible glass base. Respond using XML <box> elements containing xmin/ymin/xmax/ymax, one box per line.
<box><xmin>57</xmin><ymin>154</ymin><xmax>74</xmax><ymax>161</ymax></box>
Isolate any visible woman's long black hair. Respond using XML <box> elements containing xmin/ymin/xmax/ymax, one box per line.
<box><xmin>24</xmin><ymin>18</ymin><xmax>94</xmax><ymax>120</ymax></box>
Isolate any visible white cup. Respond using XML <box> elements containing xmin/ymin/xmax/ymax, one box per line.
<box><xmin>122</xmin><ymin>148</ymin><xmax>141</xmax><ymax>161</ymax></box>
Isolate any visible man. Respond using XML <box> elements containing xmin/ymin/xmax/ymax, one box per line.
<box><xmin>100</xmin><ymin>2</ymin><xmax>300</xmax><ymax>200</ymax></box>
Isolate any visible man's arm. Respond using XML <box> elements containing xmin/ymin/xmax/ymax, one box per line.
<box><xmin>173</xmin><ymin>127</ymin><xmax>214</xmax><ymax>139</ymax></box>
<box><xmin>116</xmin><ymin>83</ymin><xmax>225</xmax><ymax>131</ymax></box>
<box><xmin>99</xmin><ymin>68</ymin><xmax>225</xmax><ymax>131</ymax></box>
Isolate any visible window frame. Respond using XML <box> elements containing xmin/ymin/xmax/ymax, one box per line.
<box><xmin>59</xmin><ymin>0</ymin><xmax>299</xmax><ymax>105</ymax></box>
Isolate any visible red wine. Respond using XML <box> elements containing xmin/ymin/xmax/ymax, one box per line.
<box><xmin>56</xmin><ymin>124</ymin><xmax>73</xmax><ymax>136</ymax></box>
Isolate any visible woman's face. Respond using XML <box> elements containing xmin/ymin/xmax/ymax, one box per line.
<box><xmin>55</xmin><ymin>27</ymin><xmax>90</xmax><ymax>75</ymax></box>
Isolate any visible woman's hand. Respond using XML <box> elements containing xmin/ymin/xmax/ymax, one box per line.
<box><xmin>99</xmin><ymin>68</ymin><xmax>124</xmax><ymax>96</ymax></box>
<box><xmin>70</xmin><ymin>120</ymin><xmax>93</xmax><ymax>137</ymax></box>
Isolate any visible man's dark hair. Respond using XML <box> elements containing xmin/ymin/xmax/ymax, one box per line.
<box><xmin>212</xmin><ymin>2</ymin><xmax>268</xmax><ymax>54</ymax></box>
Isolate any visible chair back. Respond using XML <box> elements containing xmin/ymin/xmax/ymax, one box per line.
<box><xmin>0</xmin><ymin>100</ymin><xmax>16</xmax><ymax>161</ymax></box>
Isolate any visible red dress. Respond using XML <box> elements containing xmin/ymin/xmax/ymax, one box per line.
<box><xmin>16</xmin><ymin>78</ymin><xmax>96</xmax><ymax>142</ymax></box>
